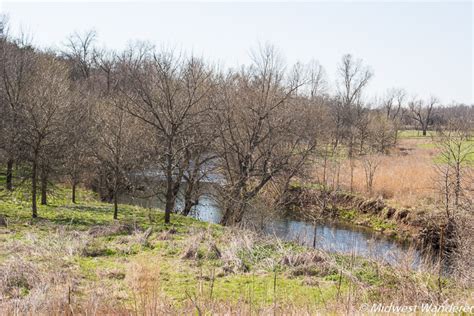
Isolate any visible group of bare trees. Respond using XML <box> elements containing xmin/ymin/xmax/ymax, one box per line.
<box><xmin>0</xmin><ymin>31</ymin><xmax>72</xmax><ymax>216</ymax></box>
<box><xmin>214</xmin><ymin>46</ymin><xmax>320</xmax><ymax>225</ymax></box>
<box><xmin>1</xmin><ymin>24</ymin><xmax>472</xmax><ymax>225</ymax></box>
<box><xmin>0</xmin><ymin>28</ymin><xmax>320</xmax><ymax>225</ymax></box>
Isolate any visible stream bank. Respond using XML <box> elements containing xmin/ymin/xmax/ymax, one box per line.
<box><xmin>282</xmin><ymin>184</ymin><xmax>459</xmax><ymax>257</ymax></box>
<box><xmin>120</xmin><ymin>189</ymin><xmax>423</xmax><ymax>265</ymax></box>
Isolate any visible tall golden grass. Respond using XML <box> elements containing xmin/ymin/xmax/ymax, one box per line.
<box><xmin>313</xmin><ymin>138</ymin><xmax>451</xmax><ymax>207</ymax></box>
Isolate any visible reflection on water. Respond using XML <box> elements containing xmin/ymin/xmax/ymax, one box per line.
<box><xmin>120</xmin><ymin>192</ymin><xmax>421</xmax><ymax>266</ymax></box>
<box><xmin>263</xmin><ymin>218</ymin><xmax>420</xmax><ymax>265</ymax></box>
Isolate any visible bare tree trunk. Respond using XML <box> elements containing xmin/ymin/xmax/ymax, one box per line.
<box><xmin>6</xmin><ymin>158</ymin><xmax>13</xmax><ymax>191</ymax></box>
<box><xmin>99</xmin><ymin>172</ymin><xmax>108</xmax><ymax>202</ymax></box>
<box><xmin>223</xmin><ymin>174</ymin><xmax>247</xmax><ymax>226</ymax></box>
<box><xmin>113</xmin><ymin>191</ymin><xmax>118</xmax><ymax>220</ymax></box>
<box><xmin>312</xmin><ymin>222</ymin><xmax>318</xmax><ymax>248</ymax></box>
<box><xmin>164</xmin><ymin>189</ymin><xmax>175</xmax><ymax>224</ymax></box>
<box><xmin>220</xmin><ymin>208</ymin><xmax>231</xmax><ymax>226</ymax></box>
<box><xmin>454</xmin><ymin>161</ymin><xmax>461</xmax><ymax>208</ymax></box>
<box><xmin>182</xmin><ymin>199</ymin><xmax>195</xmax><ymax>217</ymax></box>
<box><xmin>182</xmin><ymin>161</ymin><xmax>202</xmax><ymax>216</ymax></box>
<box><xmin>164</xmin><ymin>149</ymin><xmax>177</xmax><ymax>224</ymax></box>
<box><xmin>72</xmin><ymin>181</ymin><xmax>77</xmax><ymax>204</ymax></box>
<box><xmin>393</xmin><ymin>124</ymin><xmax>399</xmax><ymax>145</ymax></box>
<box><xmin>113</xmin><ymin>168</ymin><xmax>119</xmax><ymax>220</ymax></box>
<box><xmin>221</xmin><ymin>202</ymin><xmax>245</xmax><ymax>226</ymax></box>
<box><xmin>40</xmin><ymin>168</ymin><xmax>48</xmax><ymax>205</ymax></box>
<box><xmin>32</xmin><ymin>159</ymin><xmax>38</xmax><ymax>218</ymax></box>
<box><xmin>440</xmin><ymin>164</ymin><xmax>451</xmax><ymax>218</ymax></box>
<box><xmin>221</xmin><ymin>184</ymin><xmax>248</xmax><ymax>226</ymax></box>
<box><xmin>232</xmin><ymin>204</ymin><xmax>246</xmax><ymax>225</ymax></box>
<box><xmin>182</xmin><ymin>183</ymin><xmax>196</xmax><ymax>217</ymax></box>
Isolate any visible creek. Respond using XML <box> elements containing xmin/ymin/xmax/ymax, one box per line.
<box><xmin>120</xmin><ymin>191</ymin><xmax>422</xmax><ymax>266</ymax></box>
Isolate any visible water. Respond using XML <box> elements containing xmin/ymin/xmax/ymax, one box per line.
<box><xmin>120</xmin><ymin>192</ymin><xmax>421</xmax><ymax>266</ymax></box>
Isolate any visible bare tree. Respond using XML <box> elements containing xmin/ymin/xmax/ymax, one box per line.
<box><xmin>382</xmin><ymin>88</ymin><xmax>406</xmax><ymax>143</ymax></box>
<box><xmin>179</xmin><ymin>108</ymin><xmax>219</xmax><ymax>216</ymax></box>
<box><xmin>19</xmin><ymin>54</ymin><xmax>70</xmax><ymax>217</ymax></box>
<box><xmin>214</xmin><ymin>44</ymin><xmax>316</xmax><ymax>226</ymax></box>
<box><xmin>368</xmin><ymin>111</ymin><xmax>396</xmax><ymax>154</ymax></box>
<box><xmin>333</xmin><ymin>54</ymin><xmax>372</xmax><ymax>191</ymax></box>
<box><xmin>119</xmin><ymin>47</ymin><xmax>215</xmax><ymax>224</ymax></box>
<box><xmin>307</xmin><ymin>60</ymin><xmax>327</xmax><ymax>99</ymax></box>
<box><xmin>361</xmin><ymin>154</ymin><xmax>382</xmax><ymax>195</ymax></box>
<box><xmin>93</xmin><ymin>48</ymin><xmax>118</xmax><ymax>94</ymax></box>
<box><xmin>63</xmin><ymin>88</ymin><xmax>95</xmax><ymax>203</ymax></box>
<box><xmin>409</xmin><ymin>96</ymin><xmax>438</xmax><ymax>136</ymax></box>
<box><xmin>337</xmin><ymin>54</ymin><xmax>372</xmax><ymax>109</ymax></box>
<box><xmin>335</xmin><ymin>54</ymin><xmax>372</xmax><ymax>152</ymax></box>
<box><xmin>93</xmin><ymin>94</ymin><xmax>147</xmax><ymax>219</ymax></box>
<box><xmin>435</xmin><ymin>120</ymin><xmax>473</xmax><ymax>213</ymax></box>
<box><xmin>0</xmin><ymin>14</ymin><xmax>7</xmax><ymax>38</ymax></box>
<box><xmin>0</xmin><ymin>32</ymin><xmax>36</xmax><ymax>191</ymax></box>
<box><xmin>62</xmin><ymin>30</ymin><xmax>97</xmax><ymax>81</ymax></box>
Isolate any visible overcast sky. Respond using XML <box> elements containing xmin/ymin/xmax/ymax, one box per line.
<box><xmin>1</xmin><ymin>1</ymin><xmax>472</xmax><ymax>104</ymax></box>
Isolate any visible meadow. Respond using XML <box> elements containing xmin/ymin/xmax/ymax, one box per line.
<box><xmin>328</xmin><ymin>130</ymin><xmax>474</xmax><ymax>207</ymax></box>
<box><xmin>1</xmin><ymin>184</ymin><xmax>471</xmax><ymax>314</ymax></box>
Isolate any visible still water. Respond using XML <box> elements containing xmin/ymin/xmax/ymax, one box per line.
<box><xmin>121</xmin><ymin>193</ymin><xmax>421</xmax><ymax>266</ymax></box>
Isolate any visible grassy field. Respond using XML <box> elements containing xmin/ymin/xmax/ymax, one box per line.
<box><xmin>313</xmin><ymin>130</ymin><xmax>474</xmax><ymax>207</ymax></box>
<box><xmin>398</xmin><ymin>129</ymin><xmax>436</xmax><ymax>139</ymax></box>
<box><xmin>400</xmin><ymin>130</ymin><xmax>474</xmax><ymax>163</ymax></box>
<box><xmin>0</xmin><ymin>185</ymin><xmax>471</xmax><ymax>314</ymax></box>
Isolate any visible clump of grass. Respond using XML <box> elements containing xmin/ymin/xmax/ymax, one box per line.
<box><xmin>88</xmin><ymin>222</ymin><xmax>138</xmax><ymax>237</ymax></box>
<box><xmin>340</xmin><ymin>209</ymin><xmax>357</xmax><ymax>220</ymax></box>
<box><xmin>282</xmin><ymin>252</ymin><xmax>334</xmax><ymax>278</ymax></box>
<box><xmin>0</xmin><ymin>258</ymin><xmax>39</xmax><ymax>298</ymax></box>
<box><xmin>370</xmin><ymin>218</ymin><xmax>396</xmax><ymax>232</ymax></box>
<box><xmin>82</xmin><ymin>239</ymin><xmax>116</xmax><ymax>257</ymax></box>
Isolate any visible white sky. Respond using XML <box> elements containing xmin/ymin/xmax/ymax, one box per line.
<box><xmin>1</xmin><ymin>1</ymin><xmax>473</xmax><ymax>104</ymax></box>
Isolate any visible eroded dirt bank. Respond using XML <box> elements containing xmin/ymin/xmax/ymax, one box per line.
<box><xmin>282</xmin><ymin>185</ymin><xmax>460</xmax><ymax>256</ymax></box>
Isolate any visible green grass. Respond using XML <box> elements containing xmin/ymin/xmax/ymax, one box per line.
<box><xmin>0</xmin><ymin>185</ymin><xmax>352</xmax><ymax>310</ymax></box>
<box><xmin>398</xmin><ymin>129</ymin><xmax>435</xmax><ymax>139</ymax></box>
<box><xmin>411</xmin><ymin>135</ymin><xmax>474</xmax><ymax>165</ymax></box>
<box><xmin>335</xmin><ymin>206</ymin><xmax>397</xmax><ymax>235</ymax></box>
<box><xmin>339</xmin><ymin>209</ymin><xmax>357</xmax><ymax>221</ymax></box>
<box><xmin>369</xmin><ymin>217</ymin><xmax>396</xmax><ymax>232</ymax></box>
<box><xmin>1</xmin><ymin>184</ymin><xmax>471</xmax><ymax>312</ymax></box>
<box><xmin>435</xmin><ymin>140</ymin><xmax>474</xmax><ymax>164</ymax></box>
<box><xmin>417</xmin><ymin>142</ymin><xmax>437</xmax><ymax>149</ymax></box>
<box><xmin>416</xmin><ymin>138</ymin><xmax>474</xmax><ymax>165</ymax></box>
<box><xmin>0</xmin><ymin>184</ymin><xmax>207</xmax><ymax>231</ymax></box>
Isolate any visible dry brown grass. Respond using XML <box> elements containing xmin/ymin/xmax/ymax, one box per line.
<box><xmin>313</xmin><ymin>138</ymin><xmax>449</xmax><ymax>207</ymax></box>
